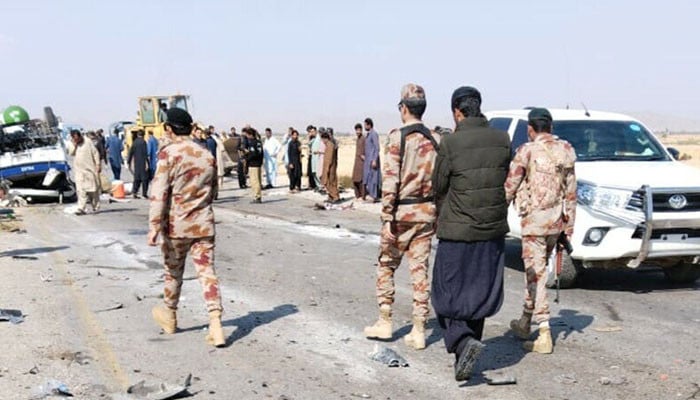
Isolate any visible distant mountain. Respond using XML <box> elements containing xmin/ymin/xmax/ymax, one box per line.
<box><xmin>626</xmin><ymin>112</ymin><xmax>700</xmax><ymax>134</ymax></box>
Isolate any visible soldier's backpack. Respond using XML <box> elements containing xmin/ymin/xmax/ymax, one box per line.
<box><xmin>393</xmin><ymin>123</ymin><xmax>439</xmax><ymax>214</ymax></box>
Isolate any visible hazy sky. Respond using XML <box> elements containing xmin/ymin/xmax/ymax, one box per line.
<box><xmin>1</xmin><ymin>1</ymin><xmax>698</xmax><ymax>132</ymax></box>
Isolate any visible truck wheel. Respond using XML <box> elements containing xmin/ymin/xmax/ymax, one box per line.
<box><xmin>663</xmin><ymin>261</ymin><xmax>700</xmax><ymax>284</ymax></box>
<box><xmin>545</xmin><ymin>249</ymin><xmax>581</xmax><ymax>289</ymax></box>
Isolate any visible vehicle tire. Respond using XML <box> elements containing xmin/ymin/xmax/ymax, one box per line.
<box><xmin>663</xmin><ymin>260</ymin><xmax>700</xmax><ymax>284</ymax></box>
<box><xmin>545</xmin><ymin>248</ymin><xmax>581</xmax><ymax>289</ymax></box>
<box><xmin>44</xmin><ymin>106</ymin><xmax>59</xmax><ymax>128</ymax></box>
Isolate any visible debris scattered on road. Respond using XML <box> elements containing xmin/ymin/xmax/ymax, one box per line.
<box><xmin>483</xmin><ymin>370</ymin><xmax>517</xmax><ymax>385</ymax></box>
<box><xmin>95</xmin><ymin>302</ymin><xmax>124</xmax><ymax>313</ymax></box>
<box><xmin>370</xmin><ymin>344</ymin><xmax>409</xmax><ymax>368</ymax></box>
<box><xmin>39</xmin><ymin>273</ymin><xmax>54</xmax><ymax>282</ymax></box>
<box><xmin>599</xmin><ymin>376</ymin><xmax>627</xmax><ymax>385</ymax></box>
<box><xmin>29</xmin><ymin>365</ymin><xmax>40</xmax><ymax>375</ymax></box>
<box><xmin>108</xmin><ymin>197</ymin><xmax>132</xmax><ymax>204</ymax></box>
<box><xmin>0</xmin><ymin>308</ymin><xmax>24</xmax><ymax>324</ymax></box>
<box><xmin>32</xmin><ymin>379</ymin><xmax>74</xmax><ymax>398</ymax></box>
<box><xmin>12</xmin><ymin>255</ymin><xmax>38</xmax><ymax>260</ymax></box>
<box><xmin>313</xmin><ymin>202</ymin><xmax>355</xmax><ymax>211</ymax></box>
<box><xmin>555</xmin><ymin>373</ymin><xmax>577</xmax><ymax>384</ymax></box>
<box><xmin>126</xmin><ymin>373</ymin><xmax>191</xmax><ymax>400</ymax></box>
<box><xmin>593</xmin><ymin>326</ymin><xmax>623</xmax><ymax>333</ymax></box>
<box><xmin>350</xmin><ymin>393</ymin><xmax>372</xmax><ymax>399</ymax></box>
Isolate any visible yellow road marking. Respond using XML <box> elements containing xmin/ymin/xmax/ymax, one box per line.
<box><xmin>33</xmin><ymin>210</ymin><xmax>130</xmax><ymax>392</ymax></box>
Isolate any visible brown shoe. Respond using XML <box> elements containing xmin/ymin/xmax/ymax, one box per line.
<box><xmin>404</xmin><ymin>317</ymin><xmax>426</xmax><ymax>350</ymax></box>
<box><xmin>152</xmin><ymin>305</ymin><xmax>177</xmax><ymax>334</ymax></box>
<box><xmin>364</xmin><ymin>304</ymin><xmax>392</xmax><ymax>339</ymax></box>
<box><xmin>205</xmin><ymin>310</ymin><xmax>226</xmax><ymax>347</ymax></box>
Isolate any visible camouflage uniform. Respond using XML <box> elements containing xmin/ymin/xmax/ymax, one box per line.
<box><xmin>504</xmin><ymin>133</ymin><xmax>576</xmax><ymax>323</ymax></box>
<box><xmin>377</xmin><ymin>85</ymin><xmax>440</xmax><ymax>319</ymax></box>
<box><xmin>149</xmin><ymin>135</ymin><xmax>223</xmax><ymax>313</ymax></box>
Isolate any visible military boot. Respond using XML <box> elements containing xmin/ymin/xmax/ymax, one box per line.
<box><xmin>205</xmin><ymin>310</ymin><xmax>226</xmax><ymax>347</ymax></box>
<box><xmin>524</xmin><ymin>327</ymin><xmax>553</xmax><ymax>354</ymax></box>
<box><xmin>509</xmin><ymin>312</ymin><xmax>532</xmax><ymax>340</ymax></box>
<box><xmin>404</xmin><ymin>317</ymin><xmax>426</xmax><ymax>350</ymax></box>
<box><xmin>152</xmin><ymin>305</ymin><xmax>177</xmax><ymax>334</ymax></box>
<box><xmin>364</xmin><ymin>304</ymin><xmax>392</xmax><ymax>339</ymax></box>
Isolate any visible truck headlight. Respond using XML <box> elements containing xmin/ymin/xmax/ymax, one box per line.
<box><xmin>577</xmin><ymin>181</ymin><xmax>632</xmax><ymax>210</ymax></box>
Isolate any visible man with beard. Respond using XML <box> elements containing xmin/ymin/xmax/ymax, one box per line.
<box><xmin>431</xmin><ymin>86</ymin><xmax>511</xmax><ymax>381</ymax></box>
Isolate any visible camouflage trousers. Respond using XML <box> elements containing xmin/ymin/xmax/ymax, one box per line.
<box><xmin>161</xmin><ymin>236</ymin><xmax>223</xmax><ymax>313</ymax></box>
<box><xmin>521</xmin><ymin>235</ymin><xmax>558</xmax><ymax>324</ymax></box>
<box><xmin>376</xmin><ymin>222</ymin><xmax>434</xmax><ymax>319</ymax></box>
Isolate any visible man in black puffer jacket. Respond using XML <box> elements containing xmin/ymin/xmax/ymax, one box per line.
<box><xmin>431</xmin><ymin>86</ymin><xmax>511</xmax><ymax>382</ymax></box>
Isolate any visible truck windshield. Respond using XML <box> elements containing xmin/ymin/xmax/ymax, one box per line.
<box><xmin>553</xmin><ymin>120</ymin><xmax>670</xmax><ymax>161</ymax></box>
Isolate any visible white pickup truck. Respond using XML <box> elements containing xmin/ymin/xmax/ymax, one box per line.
<box><xmin>486</xmin><ymin>109</ymin><xmax>700</xmax><ymax>287</ymax></box>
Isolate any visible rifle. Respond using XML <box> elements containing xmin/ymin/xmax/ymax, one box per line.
<box><xmin>554</xmin><ymin>232</ymin><xmax>573</xmax><ymax>304</ymax></box>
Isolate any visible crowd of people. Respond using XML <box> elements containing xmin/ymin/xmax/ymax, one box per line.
<box><xmin>65</xmin><ymin>83</ymin><xmax>577</xmax><ymax>385</ymax></box>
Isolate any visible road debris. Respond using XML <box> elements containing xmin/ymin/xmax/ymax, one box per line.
<box><xmin>314</xmin><ymin>201</ymin><xmax>355</xmax><ymax>211</ymax></box>
<box><xmin>369</xmin><ymin>344</ymin><xmax>409</xmax><ymax>368</ymax></box>
<box><xmin>95</xmin><ymin>302</ymin><xmax>124</xmax><ymax>313</ymax></box>
<box><xmin>28</xmin><ymin>366</ymin><xmax>39</xmax><ymax>375</ymax></box>
<box><xmin>593</xmin><ymin>326</ymin><xmax>623</xmax><ymax>333</ymax></box>
<box><xmin>127</xmin><ymin>373</ymin><xmax>191</xmax><ymax>400</ymax></box>
<box><xmin>555</xmin><ymin>373</ymin><xmax>577</xmax><ymax>384</ymax></box>
<box><xmin>31</xmin><ymin>379</ymin><xmax>74</xmax><ymax>398</ymax></box>
<box><xmin>483</xmin><ymin>370</ymin><xmax>517</xmax><ymax>385</ymax></box>
<box><xmin>599</xmin><ymin>376</ymin><xmax>627</xmax><ymax>385</ymax></box>
<box><xmin>39</xmin><ymin>273</ymin><xmax>54</xmax><ymax>282</ymax></box>
<box><xmin>0</xmin><ymin>308</ymin><xmax>24</xmax><ymax>324</ymax></box>
<box><xmin>12</xmin><ymin>255</ymin><xmax>38</xmax><ymax>260</ymax></box>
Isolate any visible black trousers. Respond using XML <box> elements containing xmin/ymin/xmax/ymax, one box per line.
<box><xmin>289</xmin><ymin>164</ymin><xmax>302</xmax><ymax>190</ymax></box>
<box><xmin>237</xmin><ymin>160</ymin><xmax>246</xmax><ymax>188</ymax></box>
<box><xmin>307</xmin><ymin>156</ymin><xmax>316</xmax><ymax>189</ymax></box>
<box><xmin>438</xmin><ymin>316</ymin><xmax>485</xmax><ymax>355</ymax></box>
<box><xmin>132</xmin><ymin>173</ymin><xmax>149</xmax><ymax>197</ymax></box>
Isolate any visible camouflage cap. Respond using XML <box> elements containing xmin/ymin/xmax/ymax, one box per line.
<box><xmin>528</xmin><ymin>107</ymin><xmax>552</xmax><ymax>123</ymax></box>
<box><xmin>400</xmin><ymin>83</ymin><xmax>426</xmax><ymax>102</ymax></box>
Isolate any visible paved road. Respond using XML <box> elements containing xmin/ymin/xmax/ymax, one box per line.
<box><xmin>1</xmin><ymin>184</ymin><xmax>699</xmax><ymax>399</ymax></box>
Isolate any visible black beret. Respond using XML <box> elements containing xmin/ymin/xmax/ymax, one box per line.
<box><xmin>528</xmin><ymin>108</ymin><xmax>552</xmax><ymax>123</ymax></box>
<box><xmin>451</xmin><ymin>86</ymin><xmax>481</xmax><ymax>110</ymax></box>
<box><xmin>166</xmin><ymin>107</ymin><xmax>193</xmax><ymax>129</ymax></box>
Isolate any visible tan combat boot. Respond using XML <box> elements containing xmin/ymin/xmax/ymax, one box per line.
<box><xmin>364</xmin><ymin>304</ymin><xmax>392</xmax><ymax>339</ymax></box>
<box><xmin>152</xmin><ymin>305</ymin><xmax>177</xmax><ymax>334</ymax></box>
<box><xmin>205</xmin><ymin>310</ymin><xmax>226</xmax><ymax>347</ymax></box>
<box><xmin>509</xmin><ymin>312</ymin><xmax>532</xmax><ymax>340</ymax></box>
<box><xmin>404</xmin><ymin>317</ymin><xmax>426</xmax><ymax>350</ymax></box>
<box><xmin>524</xmin><ymin>327</ymin><xmax>553</xmax><ymax>354</ymax></box>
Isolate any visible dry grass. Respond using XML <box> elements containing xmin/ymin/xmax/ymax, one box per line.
<box><xmin>660</xmin><ymin>134</ymin><xmax>700</xmax><ymax>168</ymax></box>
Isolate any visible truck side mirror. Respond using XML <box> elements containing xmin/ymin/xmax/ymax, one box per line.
<box><xmin>667</xmin><ymin>147</ymin><xmax>680</xmax><ymax>160</ymax></box>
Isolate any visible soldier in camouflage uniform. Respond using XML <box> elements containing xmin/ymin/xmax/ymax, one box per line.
<box><xmin>364</xmin><ymin>83</ymin><xmax>440</xmax><ymax>350</ymax></box>
<box><xmin>147</xmin><ymin>107</ymin><xmax>226</xmax><ymax>348</ymax></box>
<box><xmin>504</xmin><ymin>107</ymin><xmax>576</xmax><ymax>354</ymax></box>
